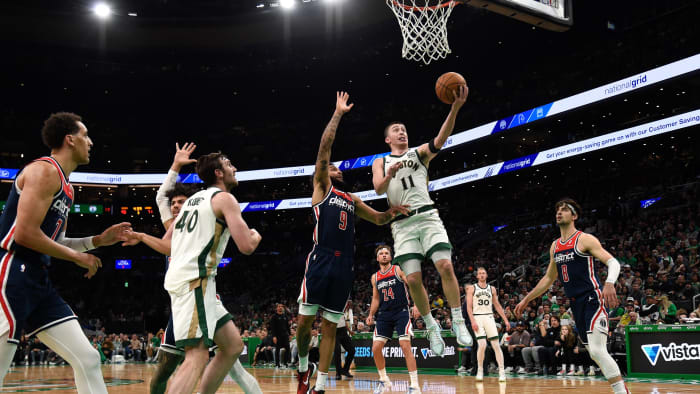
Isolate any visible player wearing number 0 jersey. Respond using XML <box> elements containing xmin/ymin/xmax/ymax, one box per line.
<box><xmin>465</xmin><ymin>267</ymin><xmax>510</xmax><ymax>382</ymax></box>
<box><xmin>296</xmin><ymin>92</ymin><xmax>409</xmax><ymax>394</ymax></box>
<box><xmin>372</xmin><ymin>85</ymin><xmax>471</xmax><ymax>356</ymax></box>
<box><xmin>366</xmin><ymin>245</ymin><xmax>420</xmax><ymax>394</ymax></box>
<box><xmin>516</xmin><ymin>199</ymin><xmax>630</xmax><ymax>394</ymax></box>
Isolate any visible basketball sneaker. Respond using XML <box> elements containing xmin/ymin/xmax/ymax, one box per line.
<box><xmin>374</xmin><ymin>380</ymin><xmax>391</xmax><ymax>394</ymax></box>
<box><xmin>451</xmin><ymin>317</ymin><xmax>472</xmax><ymax>346</ymax></box>
<box><xmin>426</xmin><ymin>323</ymin><xmax>446</xmax><ymax>357</ymax></box>
<box><xmin>407</xmin><ymin>387</ymin><xmax>422</xmax><ymax>393</ymax></box>
<box><xmin>475</xmin><ymin>370</ymin><xmax>484</xmax><ymax>382</ymax></box>
<box><xmin>308</xmin><ymin>388</ymin><xmax>324</xmax><ymax>394</ymax></box>
<box><xmin>297</xmin><ymin>362</ymin><xmax>317</xmax><ymax>394</ymax></box>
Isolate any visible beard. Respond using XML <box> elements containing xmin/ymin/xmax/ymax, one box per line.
<box><xmin>330</xmin><ymin>176</ymin><xmax>347</xmax><ymax>190</ymax></box>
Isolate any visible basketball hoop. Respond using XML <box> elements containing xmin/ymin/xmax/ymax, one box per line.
<box><xmin>385</xmin><ymin>0</ymin><xmax>458</xmax><ymax>65</ymax></box>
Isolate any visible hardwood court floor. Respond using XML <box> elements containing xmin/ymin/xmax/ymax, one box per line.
<box><xmin>1</xmin><ymin>364</ymin><xmax>697</xmax><ymax>393</ymax></box>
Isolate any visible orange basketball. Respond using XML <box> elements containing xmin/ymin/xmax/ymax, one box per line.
<box><xmin>435</xmin><ymin>72</ymin><xmax>467</xmax><ymax>104</ymax></box>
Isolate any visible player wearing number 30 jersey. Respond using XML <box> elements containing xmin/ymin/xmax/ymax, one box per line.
<box><xmin>516</xmin><ymin>199</ymin><xmax>630</xmax><ymax>394</ymax></box>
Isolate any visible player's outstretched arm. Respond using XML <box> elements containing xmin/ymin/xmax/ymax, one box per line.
<box><xmin>121</xmin><ymin>225</ymin><xmax>173</xmax><ymax>256</ymax></box>
<box><xmin>211</xmin><ymin>192</ymin><xmax>261</xmax><ymax>255</ymax></box>
<box><xmin>14</xmin><ymin>162</ymin><xmax>103</xmax><ymax>278</ymax></box>
<box><xmin>578</xmin><ymin>233</ymin><xmax>620</xmax><ymax>309</ymax></box>
<box><xmin>416</xmin><ymin>84</ymin><xmax>468</xmax><ymax>164</ymax></box>
<box><xmin>466</xmin><ymin>285</ymin><xmax>478</xmax><ymax>332</ymax></box>
<box><xmin>366</xmin><ymin>274</ymin><xmax>380</xmax><ymax>326</ymax></box>
<box><xmin>312</xmin><ymin>92</ymin><xmax>353</xmax><ymax>203</ymax></box>
<box><xmin>352</xmin><ymin>194</ymin><xmax>409</xmax><ymax>225</ymax></box>
<box><xmin>515</xmin><ymin>242</ymin><xmax>558</xmax><ymax>318</ymax></box>
<box><xmin>491</xmin><ymin>286</ymin><xmax>511</xmax><ymax>331</ymax></box>
<box><xmin>156</xmin><ymin>142</ymin><xmax>197</xmax><ymax>228</ymax></box>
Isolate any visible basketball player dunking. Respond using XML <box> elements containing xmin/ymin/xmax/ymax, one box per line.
<box><xmin>296</xmin><ymin>92</ymin><xmax>409</xmax><ymax>394</ymax></box>
<box><xmin>466</xmin><ymin>267</ymin><xmax>510</xmax><ymax>382</ymax></box>
<box><xmin>515</xmin><ymin>199</ymin><xmax>630</xmax><ymax>394</ymax></box>
<box><xmin>371</xmin><ymin>85</ymin><xmax>471</xmax><ymax>355</ymax></box>
<box><xmin>0</xmin><ymin>113</ymin><xmax>131</xmax><ymax>393</ymax></box>
<box><xmin>366</xmin><ymin>245</ymin><xmax>420</xmax><ymax>394</ymax></box>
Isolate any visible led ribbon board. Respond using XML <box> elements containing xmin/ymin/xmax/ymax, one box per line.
<box><xmin>0</xmin><ymin>55</ymin><xmax>693</xmax><ymax>185</ymax></box>
<box><xmin>237</xmin><ymin>109</ymin><xmax>700</xmax><ymax>212</ymax></box>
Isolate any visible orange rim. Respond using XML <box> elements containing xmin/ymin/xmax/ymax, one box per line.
<box><xmin>390</xmin><ymin>0</ymin><xmax>460</xmax><ymax>12</ymax></box>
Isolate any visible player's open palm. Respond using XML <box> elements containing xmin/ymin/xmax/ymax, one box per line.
<box><xmin>336</xmin><ymin>91</ymin><xmax>354</xmax><ymax>114</ymax></box>
<box><xmin>173</xmin><ymin>142</ymin><xmax>197</xmax><ymax>169</ymax></box>
<box><xmin>121</xmin><ymin>230</ymin><xmax>142</xmax><ymax>247</ymax></box>
<box><xmin>99</xmin><ymin>222</ymin><xmax>132</xmax><ymax>246</ymax></box>
<box><xmin>75</xmin><ymin>253</ymin><xmax>101</xmax><ymax>279</ymax></box>
<box><xmin>451</xmin><ymin>85</ymin><xmax>468</xmax><ymax>110</ymax></box>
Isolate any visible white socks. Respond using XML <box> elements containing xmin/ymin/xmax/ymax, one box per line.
<box><xmin>611</xmin><ymin>381</ymin><xmax>629</xmax><ymax>394</ymax></box>
<box><xmin>378</xmin><ymin>368</ymin><xmax>389</xmax><ymax>382</ymax></box>
<box><xmin>228</xmin><ymin>360</ymin><xmax>262</xmax><ymax>394</ymax></box>
<box><xmin>316</xmin><ymin>371</ymin><xmax>328</xmax><ymax>390</ymax></box>
<box><xmin>451</xmin><ymin>307</ymin><xmax>462</xmax><ymax>320</ymax></box>
<box><xmin>299</xmin><ymin>354</ymin><xmax>309</xmax><ymax>373</ymax></box>
<box><xmin>422</xmin><ymin>313</ymin><xmax>438</xmax><ymax>328</ymax></box>
<box><xmin>409</xmin><ymin>370</ymin><xmax>419</xmax><ymax>388</ymax></box>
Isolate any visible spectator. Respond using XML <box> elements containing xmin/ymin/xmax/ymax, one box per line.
<box><xmin>130</xmin><ymin>334</ymin><xmax>143</xmax><ymax>362</ymax></box>
<box><xmin>537</xmin><ymin>315</ymin><xmax>561</xmax><ymax>375</ymax></box>
<box><xmin>269</xmin><ymin>303</ymin><xmax>291</xmax><ymax>369</ymax></box>
<box><xmin>29</xmin><ymin>337</ymin><xmax>46</xmax><ymax>366</ymax></box>
<box><xmin>504</xmin><ymin>321</ymin><xmax>530</xmax><ymax>373</ymax></box>
<box><xmin>555</xmin><ymin>325</ymin><xmax>578</xmax><ymax>376</ymax></box>
<box><xmin>658</xmin><ymin>295</ymin><xmax>677</xmax><ymax>324</ymax></box>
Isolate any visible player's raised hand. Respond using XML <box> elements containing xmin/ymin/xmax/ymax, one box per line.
<box><xmin>386</xmin><ymin>162</ymin><xmax>401</xmax><ymax>178</ymax></box>
<box><xmin>514</xmin><ymin>300</ymin><xmax>527</xmax><ymax>319</ymax></box>
<box><xmin>336</xmin><ymin>91</ymin><xmax>354</xmax><ymax>114</ymax></box>
<box><xmin>74</xmin><ymin>253</ymin><xmax>101</xmax><ymax>279</ymax></box>
<box><xmin>172</xmin><ymin>142</ymin><xmax>198</xmax><ymax>171</ymax></box>
<box><xmin>602</xmin><ymin>283</ymin><xmax>619</xmax><ymax>309</ymax></box>
<box><xmin>451</xmin><ymin>84</ymin><xmax>468</xmax><ymax>110</ymax></box>
<box><xmin>96</xmin><ymin>222</ymin><xmax>132</xmax><ymax>247</ymax></box>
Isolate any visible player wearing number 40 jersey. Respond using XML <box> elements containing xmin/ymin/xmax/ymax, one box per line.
<box><xmin>516</xmin><ymin>199</ymin><xmax>630</xmax><ymax>394</ymax></box>
<box><xmin>296</xmin><ymin>92</ymin><xmax>409</xmax><ymax>394</ymax></box>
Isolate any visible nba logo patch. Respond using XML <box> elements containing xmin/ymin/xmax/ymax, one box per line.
<box><xmin>20</xmin><ymin>264</ymin><xmax>25</xmax><ymax>272</ymax></box>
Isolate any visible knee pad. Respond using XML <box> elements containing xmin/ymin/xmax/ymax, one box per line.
<box><xmin>430</xmin><ymin>250</ymin><xmax>451</xmax><ymax>263</ymax></box>
<box><xmin>399</xmin><ymin>259</ymin><xmax>422</xmax><ymax>276</ymax></box>
<box><xmin>586</xmin><ymin>331</ymin><xmax>621</xmax><ymax>380</ymax></box>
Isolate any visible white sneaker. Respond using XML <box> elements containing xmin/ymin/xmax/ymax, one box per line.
<box><xmin>499</xmin><ymin>371</ymin><xmax>507</xmax><ymax>382</ymax></box>
<box><xmin>504</xmin><ymin>366</ymin><xmax>513</xmax><ymax>373</ymax></box>
<box><xmin>567</xmin><ymin>369</ymin><xmax>575</xmax><ymax>376</ymax></box>
<box><xmin>457</xmin><ymin>366</ymin><xmax>467</xmax><ymax>373</ymax></box>
<box><xmin>517</xmin><ymin>366</ymin><xmax>526</xmax><ymax>374</ymax></box>
<box><xmin>588</xmin><ymin>367</ymin><xmax>596</xmax><ymax>376</ymax></box>
<box><xmin>407</xmin><ymin>387</ymin><xmax>421</xmax><ymax>394</ymax></box>
<box><xmin>557</xmin><ymin>370</ymin><xmax>565</xmax><ymax>376</ymax></box>
<box><xmin>374</xmin><ymin>380</ymin><xmax>391</xmax><ymax>394</ymax></box>
<box><xmin>476</xmin><ymin>370</ymin><xmax>484</xmax><ymax>381</ymax></box>
<box><xmin>452</xmin><ymin>317</ymin><xmax>472</xmax><ymax>346</ymax></box>
<box><xmin>426</xmin><ymin>323</ymin><xmax>446</xmax><ymax>357</ymax></box>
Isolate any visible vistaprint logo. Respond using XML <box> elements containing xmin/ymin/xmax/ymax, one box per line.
<box><xmin>605</xmin><ymin>74</ymin><xmax>647</xmax><ymax>95</ymax></box>
<box><xmin>420</xmin><ymin>346</ymin><xmax>455</xmax><ymax>359</ymax></box>
<box><xmin>642</xmin><ymin>342</ymin><xmax>700</xmax><ymax>366</ymax></box>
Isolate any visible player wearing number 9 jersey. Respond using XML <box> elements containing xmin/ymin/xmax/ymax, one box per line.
<box><xmin>296</xmin><ymin>92</ymin><xmax>409</xmax><ymax>394</ymax></box>
<box><xmin>515</xmin><ymin>199</ymin><xmax>629</xmax><ymax>394</ymax></box>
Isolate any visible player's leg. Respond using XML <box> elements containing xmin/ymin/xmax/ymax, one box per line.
<box><xmin>168</xmin><ymin>341</ymin><xmax>210</xmax><ymax>394</ymax></box>
<box><xmin>483</xmin><ymin>316</ymin><xmax>505</xmax><ymax>380</ymax></box>
<box><xmin>313</xmin><ymin>314</ymin><xmax>339</xmax><ymax>392</ymax></box>
<box><xmin>296</xmin><ymin>309</ymin><xmax>317</xmax><ymax>394</ymax></box>
<box><xmin>228</xmin><ymin>359</ymin><xmax>263</xmax><ymax>394</ymax></box>
<box><xmin>198</xmin><ymin>320</ymin><xmax>244</xmax><ymax>394</ymax></box>
<box><xmin>36</xmin><ymin>319</ymin><xmax>107</xmax><ymax>394</ymax></box>
<box><xmin>476</xmin><ymin>339</ymin><xmax>487</xmax><ymax>381</ymax></box>
<box><xmin>150</xmin><ymin>316</ymin><xmax>184</xmax><ymax>394</ymax></box>
<box><xmin>149</xmin><ymin>350</ymin><xmax>182</xmax><ymax>394</ymax></box>
<box><xmin>0</xmin><ymin>334</ymin><xmax>17</xmax><ymax>387</ymax></box>
<box><xmin>397</xmin><ymin>312</ymin><xmax>419</xmax><ymax>392</ymax></box>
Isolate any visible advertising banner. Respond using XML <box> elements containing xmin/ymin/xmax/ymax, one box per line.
<box><xmin>626</xmin><ymin>324</ymin><xmax>700</xmax><ymax>379</ymax></box>
<box><xmin>352</xmin><ymin>335</ymin><xmax>459</xmax><ymax>369</ymax></box>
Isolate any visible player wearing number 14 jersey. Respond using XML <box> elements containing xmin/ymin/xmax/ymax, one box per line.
<box><xmin>516</xmin><ymin>199</ymin><xmax>629</xmax><ymax>394</ymax></box>
<box><xmin>296</xmin><ymin>92</ymin><xmax>408</xmax><ymax>394</ymax></box>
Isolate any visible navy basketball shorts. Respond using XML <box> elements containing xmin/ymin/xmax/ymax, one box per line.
<box><xmin>298</xmin><ymin>246</ymin><xmax>354</xmax><ymax>314</ymax></box>
<box><xmin>0</xmin><ymin>250</ymin><xmax>76</xmax><ymax>344</ymax></box>
<box><xmin>571</xmin><ymin>289</ymin><xmax>609</xmax><ymax>344</ymax></box>
<box><xmin>374</xmin><ymin>307</ymin><xmax>413</xmax><ymax>341</ymax></box>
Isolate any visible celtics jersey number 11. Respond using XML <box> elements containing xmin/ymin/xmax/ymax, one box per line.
<box><xmin>164</xmin><ymin>187</ymin><xmax>230</xmax><ymax>292</ymax></box>
<box><xmin>383</xmin><ymin>148</ymin><xmax>433</xmax><ymax>209</ymax></box>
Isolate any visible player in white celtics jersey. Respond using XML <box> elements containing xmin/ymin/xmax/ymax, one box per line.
<box><xmin>132</xmin><ymin>152</ymin><xmax>261</xmax><ymax>394</ymax></box>
<box><xmin>371</xmin><ymin>85</ymin><xmax>470</xmax><ymax>356</ymax></box>
<box><xmin>466</xmin><ymin>267</ymin><xmax>510</xmax><ymax>382</ymax></box>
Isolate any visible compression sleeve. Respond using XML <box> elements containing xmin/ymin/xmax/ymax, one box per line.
<box><xmin>156</xmin><ymin>169</ymin><xmax>179</xmax><ymax>224</ymax></box>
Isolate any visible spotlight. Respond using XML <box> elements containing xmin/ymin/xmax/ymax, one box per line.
<box><xmin>280</xmin><ymin>0</ymin><xmax>295</xmax><ymax>9</ymax></box>
<box><xmin>93</xmin><ymin>3</ymin><xmax>112</xmax><ymax>19</ymax></box>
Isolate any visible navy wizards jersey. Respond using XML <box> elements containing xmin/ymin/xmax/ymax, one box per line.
<box><xmin>311</xmin><ymin>186</ymin><xmax>355</xmax><ymax>254</ymax></box>
<box><xmin>376</xmin><ymin>265</ymin><xmax>409</xmax><ymax>312</ymax></box>
<box><xmin>0</xmin><ymin>157</ymin><xmax>73</xmax><ymax>265</ymax></box>
<box><xmin>554</xmin><ymin>230</ymin><xmax>603</xmax><ymax>298</ymax></box>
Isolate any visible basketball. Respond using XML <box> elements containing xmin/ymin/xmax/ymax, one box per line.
<box><xmin>435</xmin><ymin>72</ymin><xmax>467</xmax><ymax>104</ymax></box>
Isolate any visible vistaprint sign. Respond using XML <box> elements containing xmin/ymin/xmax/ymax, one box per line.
<box><xmin>641</xmin><ymin>343</ymin><xmax>700</xmax><ymax>366</ymax></box>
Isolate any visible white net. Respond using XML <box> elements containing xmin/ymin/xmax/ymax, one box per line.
<box><xmin>386</xmin><ymin>0</ymin><xmax>457</xmax><ymax>65</ymax></box>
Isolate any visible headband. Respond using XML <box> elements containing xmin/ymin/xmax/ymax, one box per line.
<box><xmin>566</xmin><ymin>203</ymin><xmax>577</xmax><ymax>217</ymax></box>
